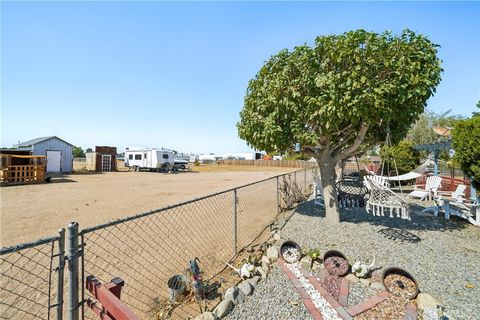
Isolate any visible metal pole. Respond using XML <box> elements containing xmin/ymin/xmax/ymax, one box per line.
<box><xmin>304</xmin><ymin>168</ymin><xmax>307</xmax><ymax>189</ymax></box>
<box><xmin>67</xmin><ymin>222</ymin><xmax>79</xmax><ymax>320</ymax></box>
<box><xmin>232</xmin><ymin>189</ymin><xmax>238</xmax><ymax>255</ymax></box>
<box><xmin>276</xmin><ymin>176</ymin><xmax>280</xmax><ymax>213</ymax></box>
<box><xmin>471</xmin><ymin>177</ymin><xmax>477</xmax><ymax>201</ymax></box>
<box><xmin>57</xmin><ymin>228</ymin><xmax>66</xmax><ymax>320</ymax></box>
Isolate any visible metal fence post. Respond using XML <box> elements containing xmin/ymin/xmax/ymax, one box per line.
<box><xmin>304</xmin><ymin>168</ymin><xmax>307</xmax><ymax>189</ymax></box>
<box><xmin>233</xmin><ymin>189</ymin><xmax>238</xmax><ymax>255</ymax></box>
<box><xmin>276</xmin><ymin>176</ymin><xmax>280</xmax><ymax>213</ymax></box>
<box><xmin>56</xmin><ymin>228</ymin><xmax>66</xmax><ymax>320</ymax></box>
<box><xmin>67</xmin><ymin>222</ymin><xmax>79</xmax><ymax>320</ymax></box>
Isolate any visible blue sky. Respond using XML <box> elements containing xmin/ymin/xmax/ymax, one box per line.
<box><xmin>2</xmin><ymin>1</ymin><xmax>479</xmax><ymax>154</ymax></box>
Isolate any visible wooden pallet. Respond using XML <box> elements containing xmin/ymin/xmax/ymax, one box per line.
<box><xmin>0</xmin><ymin>165</ymin><xmax>45</xmax><ymax>185</ymax></box>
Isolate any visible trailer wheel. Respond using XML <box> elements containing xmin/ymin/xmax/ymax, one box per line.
<box><xmin>180</xmin><ymin>165</ymin><xmax>186</xmax><ymax>170</ymax></box>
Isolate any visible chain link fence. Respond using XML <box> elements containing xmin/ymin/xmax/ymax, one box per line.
<box><xmin>0</xmin><ymin>168</ymin><xmax>315</xmax><ymax>320</ymax></box>
<box><xmin>0</xmin><ymin>231</ymin><xmax>65</xmax><ymax>320</ymax></box>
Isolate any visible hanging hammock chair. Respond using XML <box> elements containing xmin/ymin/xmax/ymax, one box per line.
<box><xmin>365</xmin><ymin>177</ymin><xmax>411</xmax><ymax>220</ymax></box>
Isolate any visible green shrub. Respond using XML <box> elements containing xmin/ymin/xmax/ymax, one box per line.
<box><xmin>452</xmin><ymin>115</ymin><xmax>480</xmax><ymax>189</ymax></box>
<box><xmin>380</xmin><ymin>140</ymin><xmax>421</xmax><ymax>174</ymax></box>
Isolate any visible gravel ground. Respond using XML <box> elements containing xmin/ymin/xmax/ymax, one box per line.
<box><xmin>347</xmin><ymin>281</ymin><xmax>380</xmax><ymax>308</ymax></box>
<box><xmin>279</xmin><ymin>199</ymin><xmax>480</xmax><ymax>320</ymax></box>
<box><xmin>225</xmin><ymin>264</ymin><xmax>314</xmax><ymax>320</ymax></box>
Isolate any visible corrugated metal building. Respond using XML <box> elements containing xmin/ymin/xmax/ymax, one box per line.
<box><xmin>15</xmin><ymin>136</ymin><xmax>74</xmax><ymax>173</ymax></box>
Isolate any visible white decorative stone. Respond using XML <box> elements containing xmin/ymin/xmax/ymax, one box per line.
<box><xmin>247</xmin><ymin>276</ymin><xmax>261</xmax><ymax>288</ymax></box>
<box><xmin>346</xmin><ymin>274</ymin><xmax>360</xmax><ymax>283</ymax></box>
<box><xmin>213</xmin><ymin>299</ymin><xmax>233</xmax><ymax>318</ymax></box>
<box><xmin>224</xmin><ymin>286</ymin><xmax>245</xmax><ymax>305</ymax></box>
<box><xmin>266</xmin><ymin>246</ymin><xmax>279</xmax><ymax>260</ymax></box>
<box><xmin>261</xmin><ymin>255</ymin><xmax>271</xmax><ymax>272</ymax></box>
<box><xmin>285</xmin><ymin>263</ymin><xmax>341</xmax><ymax>320</ymax></box>
<box><xmin>256</xmin><ymin>266</ymin><xmax>267</xmax><ymax>279</ymax></box>
<box><xmin>273</xmin><ymin>233</ymin><xmax>281</xmax><ymax>241</ymax></box>
<box><xmin>238</xmin><ymin>281</ymin><xmax>253</xmax><ymax>296</ymax></box>
<box><xmin>417</xmin><ymin>293</ymin><xmax>440</xmax><ymax>311</ymax></box>
<box><xmin>300</xmin><ymin>256</ymin><xmax>313</xmax><ymax>269</ymax></box>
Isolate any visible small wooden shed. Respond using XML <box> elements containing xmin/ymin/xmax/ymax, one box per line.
<box><xmin>86</xmin><ymin>146</ymin><xmax>117</xmax><ymax>172</ymax></box>
<box><xmin>0</xmin><ymin>149</ymin><xmax>46</xmax><ymax>185</ymax></box>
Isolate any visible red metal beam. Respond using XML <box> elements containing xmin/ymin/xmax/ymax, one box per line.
<box><xmin>86</xmin><ymin>275</ymin><xmax>140</xmax><ymax>320</ymax></box>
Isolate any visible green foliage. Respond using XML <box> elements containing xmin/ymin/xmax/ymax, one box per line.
<box><xmin>380</xmin><ymin>140</ymin><xmax>421</xmax><ymax>174</ymax></box>
<box><xmin>405</xmin><ymin>109</ymin><xmax>463</xmax><ymax>145</ymax></box>
<box><xmin>472</xmin><ymin>100</ymin><xmax>480</xmax><ymax>117</ymax></box>
<box><xmin>282</xmin><ymin>152</ymin><xmax>310</xmax><ymax>161</ymax></box>
<box><xmin>452</xmin><ymin>116</ymin><xmax>480</xmax><ymax>190</ymax></box>
<box><xmin>305</xmin><ymin>248</ymin><xmax>320</xmax><ymax>261</ymax></box>
<box><xmin>237</xmin><ymin>29</ymin><xmax>443</xmax><ymax>155</ymax></box>
<box><xmin>73</xmin><ymin>146</ymin><xmax>85</xmax><ymax>158</ymax></box>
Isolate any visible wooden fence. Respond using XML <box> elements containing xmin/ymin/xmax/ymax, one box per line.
<box><xmin>416</xmin><ymin>173</ymin><xmax>472</xmax><ymax>199</ymax></box>
<box><xmin>218</xmin><ymin>159</ymin><xmax>318</xmax><ymax>168</ymax></box>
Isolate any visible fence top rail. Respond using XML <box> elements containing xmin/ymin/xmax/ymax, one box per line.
<box><xmin>0</xmin><ymin>234</ymin><xmax>59</xmax><ymax>255</ymax></box>
<box><xmin>80</xmin><ymin>168</ymin><xmax>309</xmax><ymax>235</ymax></box>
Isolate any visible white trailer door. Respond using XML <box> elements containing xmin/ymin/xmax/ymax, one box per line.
<box><xmin>46</xmin><ymin>151</ymin><xmax>61</xmax><ymax>172</ymax></box>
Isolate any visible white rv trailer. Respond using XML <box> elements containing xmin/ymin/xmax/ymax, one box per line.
<box><xmin>124</xmin><ymin>148</ymin><xmax>175</xmax><ymax>171</ymax></box>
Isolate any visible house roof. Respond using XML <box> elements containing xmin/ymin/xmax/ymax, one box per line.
<box><xmin>16</xmin><ymin>136</ymin><xmax>75</xmax><ymax>147</ymax></box>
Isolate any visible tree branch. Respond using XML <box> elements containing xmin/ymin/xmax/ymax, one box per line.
<box><xmin>334</xmin><ymin>122</ymin><xmax>369</xmax><ymax>162</ymax></box>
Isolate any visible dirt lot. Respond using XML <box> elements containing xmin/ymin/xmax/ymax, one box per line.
<box><xmin>0</xmin><ymin>165</ymin><xmax>313</xmax><ymax>319</ymax></box>
<box><xmin>0</xmin><ymin>165</ymin><xmax>293</xmax><ymax>247</ymax></box>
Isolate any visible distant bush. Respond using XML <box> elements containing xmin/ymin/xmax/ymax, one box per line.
<box><xmin>380</xmin><ymin>140</ymin><xmax>421</xmax><ymax>174</ymax></box>
<box><xmin>452</xmin><ymin>113</ymin><xmax>480</xmax><ymax>189</ymax></box>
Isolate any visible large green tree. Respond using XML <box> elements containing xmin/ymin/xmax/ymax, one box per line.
<box><xmin>452</xmin><ymin>104</ymin><xmax>480</xmax><ymax>190</ymax></box>
<box><xmin>237</xmin><ymin>29</ymin><xmax>442</xmax><ymax>223</ymax></box>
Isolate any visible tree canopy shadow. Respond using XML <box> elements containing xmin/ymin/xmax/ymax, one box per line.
<box><xmin>293</xmin><ymin>199</ymin><xmax>470</xmax><ymax>234</ymax></box>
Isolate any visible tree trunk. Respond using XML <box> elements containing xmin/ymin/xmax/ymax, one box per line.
<box><xmin>316</xmin><ymin>154</ymin><xmax>340</xmax><ymax>224</ymax></box>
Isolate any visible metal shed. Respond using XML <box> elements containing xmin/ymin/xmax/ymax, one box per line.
<box><xmin>15</xmin><ymin>136</ymin><xmax>74</xmax><ymax>173</ymax></box>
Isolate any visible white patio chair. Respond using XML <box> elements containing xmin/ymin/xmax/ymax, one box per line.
<box><xmin>449</xmin><ymin>198</ymin><xmax>479</xmax><ymax>226</ymax></box>
<box><xmin>407</xmin><ymin>176</ymin><xmax>442</xmax><ymax>201</ymax></box>
<box><xmin>437</xmin><ymin>184</ymin><xmax>467</xmax><ymax>203</ymax></box>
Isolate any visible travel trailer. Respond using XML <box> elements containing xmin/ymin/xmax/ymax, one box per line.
<box><xmin>125</xmin><ymin>148</ymin><xmax>175</xmax><ymax>171</ymax></box>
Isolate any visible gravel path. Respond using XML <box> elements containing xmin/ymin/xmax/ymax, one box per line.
<box><xmin>279</xmin><ymin>199</ymin><xmax>480</xmax><ymax>320</ymax></box>
<box><xmin>225</xmin><ymin>264</ymin><xmax>313</xmax><ymax>320</ymax></box>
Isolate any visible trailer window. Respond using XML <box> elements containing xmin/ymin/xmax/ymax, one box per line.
<box><xmin>135</xmin><ymin>154</ymin><xmax>142</xmax><ymax>160</ymax></box>
<box><xmin>128</xmin><ymin>154</ymin><xmax>133</xmax><ymax>160</ymax></box>
<box><xmin>163</xmin><ymin>154</ymin><xmax>169</xmax><ymax>159</ymax></box>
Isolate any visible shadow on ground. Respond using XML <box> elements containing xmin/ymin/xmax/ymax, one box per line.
<box><xmin>294</xmin><ymin>199</ymin><xmax>469</xmax><ymax>234</ymax></box>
